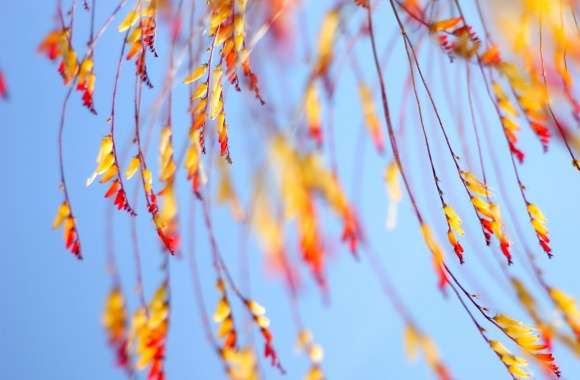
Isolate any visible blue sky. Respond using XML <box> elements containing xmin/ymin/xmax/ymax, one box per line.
<box><xmin>1</xmin><ymin>1</ymin><xmax>580</xmax><ymax>379</ymax></box>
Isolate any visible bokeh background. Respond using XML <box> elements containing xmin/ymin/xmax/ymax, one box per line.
<box><xmin>1</xmin><ymin>1</ymin><xmax>580</xmax><ymax>379</ymax></box>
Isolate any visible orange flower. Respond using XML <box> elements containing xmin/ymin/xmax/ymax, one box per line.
<box><xmin>76</xmin><ymin>57</ymin><xmax>96</xmax><ymax>113</ymax></box>
<box><xmin>404</xmin><ymin>324</ymin><xmax>452</xmax><ymax>380</ymax></box>
<box><xmin>420</xmin><ymin>224</ymin><xmax>448</xmax><ymax>290</ymax></box>
<box><xmin>527</xmin><ymin>203</ymin><xmax>551</xmax><ymax>256</ymax></box>
<box><xmin>244</xmin><ymin>299</ymin><xmax>284</xmax><ymax>372</ymax></box>
<box><xmin>358</xmin><ymin>83</ymin><xmax>384</xmax><ymax>154</ymax></box>
<box><xmin>102</xmin><ymin>287</ymin><xmax>130</xmax><ymax>370</ymax></box>
<box><xmin>38</xmin><ymin>28</ymin><xmax>69</xmax><ymax>61</ymax></box>
<box><xmin>86</xmin><ymin>135</ymin><xmax>135</xmax><ymax>215</ymax></box>
<box><xmin>214</xmin><ymin>278</ymin><xmax>238</xmax><ymax>351</ymax></box>
<box><xmin>131</xmin><ymin>283</ymin><xmax>169</xmax><ymax>380</ymax></box>
<box><xmin>52</xmin><ymin>201</ymin><xmax>81</xmax><ymax>259</ymax></box>
<box><xmin>494</xmin><ymin>314</ymin><xmax>560</xmax><ymax>377</ymax></box>
<box><xmin>304</xmin><ymin>82</ymin><xmax>323</xmax><ymax>147</ymax></box>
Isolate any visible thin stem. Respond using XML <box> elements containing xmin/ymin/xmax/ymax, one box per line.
<box><xmin>390</xmin><ymin>0</ymin><xmax>490</xmax><ymax>243</ymax></box>
<box><xmin>538</xmin><ymin>15</ymin><xmax>579</xmax><ymax>169</ymax></box>
<box><xmin>446</xmin><ymin>279</ymin><xmax>518</xmax><ymax>380</ymax></box>
<box><xmin>366</xmin><ymin>5</ymin><xmax>424</xmax><ymax>224</ymax></box>
<box><xmin>187</xmin><ymin>197</ymin><xmax>221</xmax><ymax>354</ymax></box>
<box><xmin>110</xmin><ymin>30</ymin><xmax>136</xmax><ymax>215</ymax></box>
<box><xmin>402</xmin><ymin>35</ymin><xmax>460</xmax><ymax>261</ymax></box>
<box><xmin>89</xmin><ymin>0</ymin><xmax>96</xmax><ymax>43</ymax></box>
<box><xmin>87</xmin><ymin>0</ymin><xmax>129</xmax><ymax>52</ymax></box>
<box><xmin>465</xmin><ymin>63</ymin><xmax>489</xmax><ymax>191</ymax></box>
<box><xmin>200</xmin><ymin>193</ymin><xmax>244</xmax><ymax>301</ymax></box>
<box><xmin>58</xmin><ymin>86</ymin><xmax>82</xmax><ymax>259</ymax></box>
<box><xmin>105</xmin><ymin>202</ymin><xmax>121</xmax><ymax>288</ymax></box>
<box><xmin>130</xmin><ymin>204</ymin><xmax>148</xmax><ymax>312</ymax></box>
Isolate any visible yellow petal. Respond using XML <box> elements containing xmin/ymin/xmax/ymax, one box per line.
<box><xmin>183</xmin><ymin>64</ymin><xmax>208</xmax><ymax>84</ymax></box>
<box><xmin>296</xmin><ymin>329</ymin><xmax>312</xmax><ymax>350</ymax></box>
<box><xmin>305</xmin><ymin>367</ymin><xmax>324</xmax><ymax>380</ymax></box>
<box><xmin>315</xmin><ymin>10</ymin><xmax>340</xmax><ymax>73</ymax></box>
<box><xmin>527</xmin><ymin>203</ymin><xmax>546</xmax><ymax>223</ymax></box>
<box><xmin>125</xmin><ymin>156</ymin><xmax>140</xmax><ymax>180</ymax></box>
<box><xmin>430</xmin><ymin>17</ymin><xmax>462</xmax><ymax>32</ymax></box>
<box><xmin>99</xmin><ymin>164</ymin><xmax>118</xmax><ymax>184</ymax></box>
<box><xmin>209</xmin><ymin>84</ymin><xmax>223</xmax><ymax>120</ymax></box>
<box><xmin>218</xmin><ymin>318</ymin><xmax>233</xmax><ymax>337</ymax></box>
<box><xmin>444</xmin><ymin>205</ymin><xmax>464</xmax><ymax>235</ymax></box>
<box><xmin>96</xmin><ymin>135</ymin><xmax>113</xmax><ymax>162</ymax></box>
<box><xmin>96</xmin><ymin>153</ymin><xmax>115</xmax><ymax>175</ymax></box>
<box><xmin>192</xmin><ymin>83</ymin><xmax>208</xmax><ymax>100</ymax></box>
<box><xmin>404</xmin><ymin>325</ymin><xmax>420</xmax><ymax>360</ymax></box>
<box><xmin>52</xmin><ymin>202</ymin><xmax>70</xmax><ymax>229</ymax></box>
<box><xmin>509</xmin><ymin>364</ymin><xmax>530</xmax><ymax>379</ymax></box>
<box><xmin>118</xmin><ymin>11</ymin><xmax>139</xmax><ymax>32</ymax></box>
<box><xmin>143</xmin><ymin>168</ymin><xmax>153</xmax><ymax>193</ymax></box>
<box><xmin>255</xmin><ymin>315</ymin><xmax>270</xmax><ymax>328</ymax></box>
<box><xmin>309</xmin><ymin>344</ymin><xmax>324</xmax><ymax>363</ymax></box>
<box><xmin>461</xmin><ymin>170</ymin><xmax>490</xmax><ymax>197</ymax></box>
<box><xmin>247</xmin><ymin>300</ymin><xmax>265</xmax><ymax>316</ymax></box>
<box><xmin>213</xmin><ymin>299</ymin><xmax>230</xmax><ymax>323</ymax></box>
